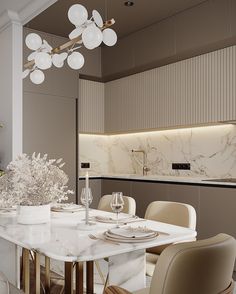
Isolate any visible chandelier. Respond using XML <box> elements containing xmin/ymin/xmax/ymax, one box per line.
<box><xmin>23</xmin><ymin>4</ymin><xmax>117</xmax><ymax>84</ymax></box>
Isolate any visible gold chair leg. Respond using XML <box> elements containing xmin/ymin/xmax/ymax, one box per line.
<box><xmin>45</xmin><ymin>256</ymin><xmax>50</xmax><ymax>293</ymax></box>
<box><xmin>34</xmin><ymin>252</ymin><xmax>41</xmax><ymax>294</ymax></box>
<box><xmin>22</xmin><ymin>249</ymin><xmax>30</xmax><ymax>294</ymax></box>
<box><xmin>95</xmin><ymin>260</ymin><xmax>106</xmax><ymax>284</ymax></box>
<box><xmin>65</xmin><ymin>262</ymin><xmax>73</xmax><ymax>294</ymax></box>
<box><xmin>75</xmin><ymin>262</ymin><xmax>83</xmax><ymax>294</ymax></box>
<box><xmin>86</xmin><ymin>261</ymin><xmax>94</xmax><ymax>294</ymax></box>
<box><xmin>103</xmin><ymin>273</ymin><xmax>109</xmax><ymax>293</ymax></box>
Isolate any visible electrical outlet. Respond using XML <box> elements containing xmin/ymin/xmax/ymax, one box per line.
<box><xmin>172</xmin><ymin>163</ymin><xmax>191</xmax><ymax>170</ymax></box>
<box><xmin>81</xmin><ymin>162</ymin><xmax>90</xmax><ymax>169</ymax></box>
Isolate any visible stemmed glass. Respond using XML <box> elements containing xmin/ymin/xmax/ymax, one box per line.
<box><xmin>110</xmin><ymin>192</ymin><xmax>124</xmax><ymax>228</ymax></box>
<box><xmin>80</xmin><ymin>188</ymin><xmax>93</xmax><ymax>225</ymax></box>
<box><xmin>80</xmin><ymin>188</ymin><xmax>93</xmax><ymax>207</ymax></box>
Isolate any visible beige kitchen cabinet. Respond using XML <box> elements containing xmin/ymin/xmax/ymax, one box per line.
<box><xmin>105</xmin><ymin>45</ymin><xmax>236</xmax><ymax>133</ymax></box>
<box><xmin>79</xmin><ymin>79</ymin><xmax>105</xmax><ymax>134</ymax></box>
<box><xmin>198</xmin><ymin>186</ymin><xmax>236</xmax><ymax>240</ymax></box>
<box><xmin>167</xmin><ymin>184</ymin><xmax>200</xmax><ymax>233</ymax></box>
<box><xmin>100</xmin><ymin>178</ymin><xmax>236</xmax><ymax>244</ymax></box>
<box><xmin>101</xmin><ymin>179</ymin><xmax>132</xmax><ymax>197</ymax></box>
<box><xmin>131</xmin><ymin>181</ymin><xmax>169</xmax><ymax>217</ymax></box>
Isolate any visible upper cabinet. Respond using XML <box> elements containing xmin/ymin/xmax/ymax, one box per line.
<box><xmin>104</xmin><ymin>45</ymin><xmax>236</xmax><ymax>133</ymax></box>
<box><xmin>79</xmin><ymin>79</ymin><xmax>105</xmax><ymax>134</ymax></box>
<box><xmin>79</xmin><ymin>44</ymin><xmax>236</xmax><ymax>134</ymax></box>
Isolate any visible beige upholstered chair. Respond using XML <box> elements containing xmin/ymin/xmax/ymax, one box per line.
<box><xmin>145</xmin><ymin>201</ymin><xmax>197</xmax><ymax>276</ymax></box>
<box><xmin>98</xmin><ymin>195</ymin><xmax>136</xmax><ymax>215</ymax></box>
<box><xmin>104</xmin><ymin>233</ymin><xmax>236</xmax><ymax>294</ymax></box>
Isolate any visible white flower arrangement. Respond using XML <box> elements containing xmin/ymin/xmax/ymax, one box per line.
<box><xmin>0</xmin><ymin>153</ymin><xmax>73</xmax><ymax>207</ymax></box>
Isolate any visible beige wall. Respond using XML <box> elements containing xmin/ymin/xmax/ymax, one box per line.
<box><xmin>23</xmin><ymin>28</ymin><xmax>79</xmax><ymax>201</ymax></box>
<box><xmin>102</xmin><ymin>0</ymin><xmax>236</xmax><ymax>81</ymax></box>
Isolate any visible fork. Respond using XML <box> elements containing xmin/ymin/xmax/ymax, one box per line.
<box><xmin>88</xmin><ymin>234</ymin><xmax>120</xmax><ymax>245</ymax></box>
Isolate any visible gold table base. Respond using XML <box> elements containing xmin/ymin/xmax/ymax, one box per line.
<box><xmin>22</xmin><ymin>248</ymin><xmax>94</xmax><ymax>294</ymax></box>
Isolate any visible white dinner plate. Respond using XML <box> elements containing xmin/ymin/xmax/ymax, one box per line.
<box><xmin>104</xmin><ymin>231</ymin><xmax>159</xmax><ymax>243</ymax></box>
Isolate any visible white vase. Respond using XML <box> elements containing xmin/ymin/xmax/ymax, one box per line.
<box><xmin>17</xmin><ymin>204</ymin><xmax>51</xmax><ymax>225</ymax></box>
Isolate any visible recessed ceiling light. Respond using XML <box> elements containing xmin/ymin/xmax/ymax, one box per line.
<box><xmin>124</xmin><ymin>1</ymin><xmax>134</xmax><ymax>7</ymax></box>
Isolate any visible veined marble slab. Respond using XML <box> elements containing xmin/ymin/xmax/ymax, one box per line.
<box><xmin>0</xmin><ymin>209</ymin><xmax>196</xmax><ymax>262</ymax></box>
<box><xmin>79</xmin><ymin>125</ymin><xmax>236</xmax><ymax>179</ymax></box>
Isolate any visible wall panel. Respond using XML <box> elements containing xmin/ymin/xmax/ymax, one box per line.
<box><xmin>105</xmin><ymin>45</ymin><xmax>236</xmax><ymax>133</ymax></box>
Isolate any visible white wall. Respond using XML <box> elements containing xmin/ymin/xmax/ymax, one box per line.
<box><xmin>0</xmin><ymin>22</ymin><xmax>22</xmax><ymax>169</ymax></box>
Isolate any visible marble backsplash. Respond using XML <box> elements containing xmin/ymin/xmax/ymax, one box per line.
<box><xmin>79</xmin><ymin>125</ymin><xmax>236</xmax><ymax>178</ymax></box>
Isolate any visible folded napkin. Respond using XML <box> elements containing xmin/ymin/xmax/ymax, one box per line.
<box><xmin>51</xmin><ymin>204</ymin><xmax>83</xmax><ymax>212</ymax></box>
<box><xmin>94</xmin><ymin>215</ymin><xmax>139</xmax><ymax>224</ymax></box>
<box><xmin>107</xmin><ymin>226</ymin><xmax>157</xmax><ymax>239</ymax></box>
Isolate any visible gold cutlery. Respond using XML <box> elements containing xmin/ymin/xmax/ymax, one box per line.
<box><xmin>88</xmin><ymin>234</ymin><xmax>120</xmax><ymax>245</ymax></box>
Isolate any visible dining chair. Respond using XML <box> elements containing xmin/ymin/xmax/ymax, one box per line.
<box><xmin>104</xmin><ymin>233</ymin><xmax>236</xmax><ymax>294</ymax></box>
<box><xmin>96</xmin><ymin>194</ymin><xmax>136</xmax><ymax>287</ymax></box>
<box><xmin>98</xmin><ymin>194</ymin><xmax>136</xmax><ymax>215</ymax></box>
<box><xmin>145</xmin><ymin>201</ymin><xmax>196</xmax><ymax>277</ymax></box>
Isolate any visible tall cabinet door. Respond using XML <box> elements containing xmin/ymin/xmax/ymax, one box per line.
<box><xmin>23</xmin><ymin>93</ymin><xmax>78</xmax><ymax>202</ymax></box>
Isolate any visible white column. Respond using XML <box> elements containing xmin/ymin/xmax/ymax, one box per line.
<box><xmin>0</xmin><ymin>18</ymin><xmax>23</xmax><ymax>168</ymax></box>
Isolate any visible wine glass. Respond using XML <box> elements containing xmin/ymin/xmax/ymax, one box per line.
<box><xmin>110</xmin><ymin>192</ymin><xmax>124</xmax><ymax>228</ymax></box>
<box><xmin>80</xmin><ymin>187</ymin><xmax>93</xmax><ymax>207</ymax></box>
<box><xmin>80</xmin><ymin>188</ymin><xmax>93</xmax><ymax>226</ymax></box>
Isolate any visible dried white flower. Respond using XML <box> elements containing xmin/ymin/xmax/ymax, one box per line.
<box><xmin>0</xmin><ymin>153</ymin><xmax>74</xmax><ymax>207</ymax></box>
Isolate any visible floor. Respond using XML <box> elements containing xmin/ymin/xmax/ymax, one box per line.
<box><xmin>30</xmin><ymin>259</ymin><xmax>235</xmax><ymax>293</ymax></box>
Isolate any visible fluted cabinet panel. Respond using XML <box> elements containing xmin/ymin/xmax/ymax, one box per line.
<box><xmin>79</xmin><ymin>79</ymin><xmax>105</xmax><ymax>133</ymax></box>
<box><xmin>105</xmin><ymin>45</ymin><xmax>236</xmax><ymax>133</ymax></box>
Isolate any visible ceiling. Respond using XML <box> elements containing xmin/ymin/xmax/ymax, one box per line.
<box><xmin>26</xmin><ymin>0</ymin><xmax>207</xmax><ymax>39</ymax></box>
<box><xmin>0</xmin><ymin>0</ymin><xmax>33</xmax><ymax>16</ymax></box>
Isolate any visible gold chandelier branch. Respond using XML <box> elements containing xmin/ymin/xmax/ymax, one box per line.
<box><xmin>24</xmin><ymin>18</ymin><xmax>115</xmax><ymax>69</ymax></box>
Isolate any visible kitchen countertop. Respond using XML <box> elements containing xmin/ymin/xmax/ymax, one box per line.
<box><xmin>79</xmin><ymin>174</ymin><xmax>236</xmax><ymax>187</ymax></box>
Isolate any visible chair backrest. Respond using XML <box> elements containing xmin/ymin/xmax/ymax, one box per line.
<box><xmin>98</xmin><ymin>195</ymin><xmax>136</xmax><ymax>215</ymax></box>
<box><xmin>150</xmin><ymin>234</ymin><xmax>236</xmax><ymax>294</ymax></box>
<box><xmin>145</xmin><ymin>201</ymin><xmax>196</xmax><ymax>230</ymax></box>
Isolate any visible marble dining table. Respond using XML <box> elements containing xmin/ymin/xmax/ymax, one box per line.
<box><xmin>0</xmin><ymin>208</ymin><xmax>197</xmax><ymax>294</ymax></box>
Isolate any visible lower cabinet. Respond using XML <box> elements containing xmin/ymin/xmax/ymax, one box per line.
<box><xmin>91</xmin><ymin>178</ymin><xmax>236</xmax><ymax>244</ymax></box>
<box><xmin>199</xmin><ymin>186</ymin><xmax>236</xmax><ymax>240</ymax></box>
<box><xmin>167</xmin><ymin>184</ymin><xmax>200</xmax><ymax>234</ymax></box>
<box><xmin>101</xmin><ymin>179</ymin><xmax>132</xmax><ymax>196</ymax></box>
<box><xmin>131</xmin><ymin>181</ymin><xmax>168</xmax><ymax>218</ymax></box>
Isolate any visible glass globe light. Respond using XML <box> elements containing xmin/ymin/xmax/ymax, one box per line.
<box><xmin>27</xmin><ymin>51</ymin><xmax>37</xmax><ymax>61</ymax></box>
<box><xmin>68</xmin><ymin>4</ymin><xmax>88</xmax><ymax>26</ymax></box>
<box><xmin>92</xmin><ymin>10</ymin><xmax>103</xmax><ymax>28</ymax></box>
<box><xmin>103</xmin><ymin>28</ymin><xmax>117</xmax><ymax>46</ymax></box>
<box><xmin>67</xmin><ymin>52</ymin><xmax>84</xmax><ymax>70</ymax></box>
<box><xmin>30</xmin><ymin>70</ymin><xmax>45</xmax><ymax>84</ymax></box>
<box><xmin>25</xmin><ymin>33</ymin><xmax>42</xmax><ymax>51</ymax></box>
<box><xmin>34</xmin><ymin>52</ymin><xmax>52</xmax><ymax>70</ymax></box>
<box><xmin>52</xmin><ymin>54</ymin><xmax>64</xmax><ymax>68</ymax></box>
<box><xmin>69</xmin><ymin>26</ymin><xmax>84</xmax><ymax>40</ymax></box>
<box><xmin>82</xmin><ymin>25</ymin><xmax>103</xmax><ymax>49</ymax></box>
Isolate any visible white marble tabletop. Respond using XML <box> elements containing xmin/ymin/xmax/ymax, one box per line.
<box><xmin>0</xmin><ymin>209</ymin><xmax>196</xmax><ymax>262</ymax></box>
